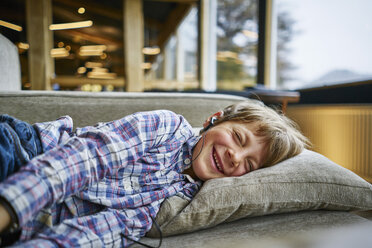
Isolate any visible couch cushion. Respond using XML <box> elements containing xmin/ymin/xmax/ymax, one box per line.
<box><xmin>147</xmin><ymin>149</ymin><xmax>372</xmax><ymax>237</ymax></box>
<box><xmin>0</xmin><ymin>34</ymin><xmax>21</xmax><ymax>91</ymax></box>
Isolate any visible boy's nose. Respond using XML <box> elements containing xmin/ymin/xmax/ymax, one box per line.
<box><xmin>232</xmin><ymin>160</ymin><xmax>239</xmax><ymax>168</ymax></box>
<box><xmin>229</xmin><ymin>149</ymin><xmax>244</xmax><ymax>167</ymax></box>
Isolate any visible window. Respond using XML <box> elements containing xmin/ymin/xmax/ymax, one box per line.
<box><xmin>216</xmin><ymin>0</ymin><xmax>258</xmax><ymax>91</ymax></box>
<box><xmin>275</xmin><ymin>0</ymin><xmax>372</xmax><ymax>90</ymax></box>
<box><xmin>144</xmin><ymin>6</ymin><xmax>199</xmax><ymax>91</ymax></box>
<box><xmin>51</xmin><ymin>1</ymin><xmax>124</xmax><ymax>91</ymax></box>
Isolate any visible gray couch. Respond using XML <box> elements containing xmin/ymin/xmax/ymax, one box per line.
<box><xmin>0</xmin><ymin>91</ymin><xmax>372</xmax><ymax>248</ymax></box>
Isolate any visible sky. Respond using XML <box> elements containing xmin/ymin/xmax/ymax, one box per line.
<box><xmin>277</xmin><ymin>0</ymin><xmax>372</xmax><ymax>89</ymax></box>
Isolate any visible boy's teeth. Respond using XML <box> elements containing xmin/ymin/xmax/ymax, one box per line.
<box><xmin>213</xmin><ymin>152</ymin><xmax>222</xmax><ymax>172</ymax></box>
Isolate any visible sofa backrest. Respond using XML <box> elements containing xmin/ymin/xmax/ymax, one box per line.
<box><xmin>0</xmin><ymin>91</ymin><xmax>246</xmax><ymax>128</ymax></box>
<box><xmin>0</xmin><ymin>34</ymin><xmax>21</xmax><ymax>91</ymax></box>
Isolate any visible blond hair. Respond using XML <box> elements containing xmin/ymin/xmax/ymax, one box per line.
<box><xmin>202</xmin><ymin>100</ymin><xmax>311</xmax><ymax>167</ymax></box>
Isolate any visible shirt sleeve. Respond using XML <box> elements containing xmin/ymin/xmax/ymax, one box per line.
<box><xmin>12</xmin><ymin>206</ymin><xmax>154</xmax><ymax>248</ymax></box>
<box><xmin>0</xmin><ymin>110</ymin><xmax>189</xmax><ymax>228</ymax></box>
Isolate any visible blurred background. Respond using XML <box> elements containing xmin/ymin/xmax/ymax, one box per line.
<box><xmin>2</xmin><ymin>0</ymin><xmax>370</xmax><ymax>92</ymax></box>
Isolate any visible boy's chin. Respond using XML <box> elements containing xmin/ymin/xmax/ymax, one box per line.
<box><xmin>202</xmin><ymin>173</ymin><xmax>225</xmax><ymax>181</ymax></box>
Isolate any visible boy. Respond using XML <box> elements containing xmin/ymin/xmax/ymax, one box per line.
<box><xmin>0</xmin><ymin>100</ymin><xmax>309</xmax><ymax>247</ymax></box>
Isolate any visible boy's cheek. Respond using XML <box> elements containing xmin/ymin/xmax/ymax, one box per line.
<box><xmin>210</xmin><ymin>130</ymin><xmax>232</xmax><ymax>144</ymax></box>
<box><xmin>230</xmin><ymin>167</ymin><xmax>247</xmax><ymax>177</ymax></box>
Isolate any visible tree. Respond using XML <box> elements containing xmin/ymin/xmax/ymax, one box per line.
<box><xmin>276</xmin><ymin>8</ymin><xmax>297</xmax><ymax>87</ymax></box>
<box><xmin>216</xmin><ymin>0</ymin><xmax>296</xmax><ymax>88</ymax></box>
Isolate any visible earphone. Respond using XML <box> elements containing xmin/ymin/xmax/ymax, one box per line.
<box><xmin>204</xmin><ymin>116</ymin><xmax>218</xmax><ymax>131</ymax></box>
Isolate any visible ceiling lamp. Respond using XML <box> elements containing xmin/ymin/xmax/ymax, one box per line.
<box><xmin>0</xmin><ymin>20</ymin><xmax>22</xmax><ymax>32</ymax></box>
<box><xmin>18</xmin><ymin>42</ymin><xmax>29</xmax><ymax>50</ymax></box>
<box><xmin>85</xmin><ymin>62</ymin><xmax>103</xmax><ymax>68</ymax></box>
<box><xmin>77</xmin><ymin>67</ymin><xmax>87</xmax><ymax>74</ymax></box>
<box><xmin>141</xmin><ymin>62</ymin><xmax>152</xmax><ymax>70</ymax></box>
<box><xmin>242</xmin><ymin>30</ymin><xmax>258</xmax><ymax>39</ymax></box>
<box><xmin>217</xmin><ymin>51</ymin><xmax>239</xmax><ymax>59</ymax></box>
<box><xmin>50</xmin><ymin>48</ymin><xmax>69</xmax><ymax>58</ymax></box>
<box><xmin>78</xmin><ymin>7</ymin><xmax>86</xmax><ymax>14</ymax></box>
<box><xmin>79</xmin><ymin>45</ymin><xmax>107</xmax><ymax>56</ymax></box>
<box><xmin>87</xmin><ymin>67</ymin><xmax>117</xmax><ymax>79</ymax></box>
<box><xmin>87</xmin><ymin>72</ymin><xmax>117</xmax><ymax>80</ymax></box>
<box><xmin>49</xmin><ymin>20</ymin><xmax>93</xmax><ymax>31</ymax></box>
<box><xmin>142</xmin><ymin>46</ymin><xmax>161</xmax><ymax>55</ymax></box>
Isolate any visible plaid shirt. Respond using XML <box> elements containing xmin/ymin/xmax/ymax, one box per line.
<box><xmin>0</xmin><ymin>110</ymin><xmax>201</xmax><ymax>247</ymax></box>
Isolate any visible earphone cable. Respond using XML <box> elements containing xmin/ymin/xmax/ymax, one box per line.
<box><xmin>188</xmin><ymin>129</ymin><xmax>208</xmax><ymax>165</ymax></box>
<box><xmin>121</xmin><ymin>215</ymin><xmax>162</xmax><ymax>248</ymax></box>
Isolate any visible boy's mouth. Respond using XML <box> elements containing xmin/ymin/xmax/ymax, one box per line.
<box><xmin>212</xmin><ymin>148</ymin><xmax>224</xmax><ymax>174</ymax></box>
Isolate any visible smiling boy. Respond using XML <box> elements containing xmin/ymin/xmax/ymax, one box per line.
<box><xmin>0</xmin><ymin>100</ymin><xmax>309</xmax><ymax>247</ymax></box>
<box><xmin>188</xmin><ymin>100</ymin><xmax>308</xmax><ymax>181</ymax></box>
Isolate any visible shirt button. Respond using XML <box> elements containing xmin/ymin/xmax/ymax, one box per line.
<box><xmin>184</xmin><ymin>158</ymin><xmax>191</xmax><ymax>164</ymax></box>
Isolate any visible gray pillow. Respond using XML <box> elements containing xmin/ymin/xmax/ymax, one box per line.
<box><xmin>147</xmin><ymin>150</ymin><xmax>372</xmax><ymax>237</ymax></box>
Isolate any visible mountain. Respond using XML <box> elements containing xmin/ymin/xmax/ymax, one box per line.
<box><xmin>309</xmin><ymin>69</ymin><xmax>372</xmax><ymax>87</ymax></box>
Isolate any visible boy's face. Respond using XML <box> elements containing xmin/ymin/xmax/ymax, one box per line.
<box><xmin>190</xmin><ymin>120</ymin><xmax>268</xmax><ymax>181</ymax></box>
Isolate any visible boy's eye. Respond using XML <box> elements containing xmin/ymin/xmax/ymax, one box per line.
<box><xmin>245</xmin><ymin>160</ymin><xmax>253</xmax><ymax>173</ymax></box>
<box><xmin>234</xmin><ymin>131</ymin><xmax>242</xmax><ymax>144</ymax></box>
<box><xmin>248</xmin><ymin>161</ymin><xmax>253</xmax><ymax>172</ymax></box>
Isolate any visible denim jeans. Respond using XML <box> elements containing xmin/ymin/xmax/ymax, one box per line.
<box><xmin>0</xmin><ymin>115</ymin><xmax>43</xmax><ymax>182</ymax></box>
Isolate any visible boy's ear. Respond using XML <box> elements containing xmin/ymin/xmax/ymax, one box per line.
<box><xmin>203</xmin><ymin>111</ymin><xmax>224</xmax><ymax>128</ymax></box>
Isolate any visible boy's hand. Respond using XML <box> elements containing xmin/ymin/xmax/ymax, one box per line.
<box><xmin>0</xmin><ymin>204</ymin><xmax>11</xmax><ymax>233</ymax></box>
